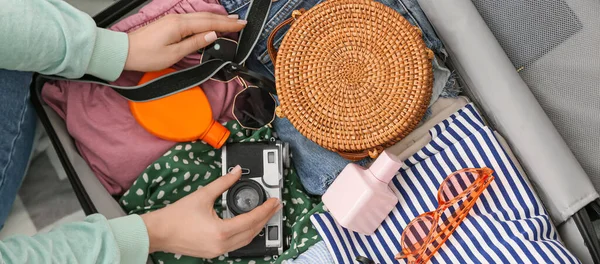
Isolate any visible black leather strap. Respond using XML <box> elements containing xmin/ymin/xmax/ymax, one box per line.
<box><xmin>234</xmin><ymin>0</ymin><xmax>271</xmax><ymax>64</ymax></box>
<box><xmin>41</xmin><ymin>0</ymin><xmax>273</xmax><ymax>102</ymax></box>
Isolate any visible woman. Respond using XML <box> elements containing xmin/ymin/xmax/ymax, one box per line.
<box><xmin>0</xmin><ymin>0</ymin><xmax>281</xmax><ymax>262</ymax></box>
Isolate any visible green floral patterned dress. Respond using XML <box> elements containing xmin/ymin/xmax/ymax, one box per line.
<box><xmin>119</xmin><ymin>122</ymin><xmax>326</xmax><ymax>264</ymax></box>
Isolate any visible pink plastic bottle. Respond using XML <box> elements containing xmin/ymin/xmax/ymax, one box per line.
<box><xmin>323</xmin><ymin>150</ymin><xmax>403</xmax><ymax>235</ymax></box>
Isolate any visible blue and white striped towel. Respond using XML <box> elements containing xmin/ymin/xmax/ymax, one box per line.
<box><xmin>311</xmin><ymin>104</ymin><xmax>579</xmax><ymax>263</ymax></box>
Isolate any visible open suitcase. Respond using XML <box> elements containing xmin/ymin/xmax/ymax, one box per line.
<box><xmin>29</xmin><ymin>0</ymin><xmax>600</xmax><ymax>263</ymax></box>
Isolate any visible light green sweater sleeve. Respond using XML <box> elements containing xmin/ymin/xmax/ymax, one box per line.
<box><xmin>0</xmin><ymin>214</ymin><xmax>149</xmax><ymax>264</ymax></box>
<box><xmin>0</xmin><ymin>0</ymin><xmax>129</xmax><ymax>81</ymax></box>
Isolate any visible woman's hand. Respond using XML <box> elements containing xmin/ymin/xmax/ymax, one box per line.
<box><xmin>124</xmin><ymin>12</ymin><xmax>246</xmax><ymax>72</ymax></box>
<box><xmin>140</xmin><ymin>165</ymin><xmax>281</xmax><ymax>259</ymax></box>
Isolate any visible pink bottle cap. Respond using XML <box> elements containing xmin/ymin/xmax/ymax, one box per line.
<box><xmin>369</xmin><ymin>150</ymin><xmax>403</xmax><ymax>184</ymax></box>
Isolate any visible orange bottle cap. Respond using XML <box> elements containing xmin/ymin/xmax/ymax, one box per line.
<box><xmin>203</xmin><ymin>121</ymin><xmax>230</xmax><ymax>148</ymax></box>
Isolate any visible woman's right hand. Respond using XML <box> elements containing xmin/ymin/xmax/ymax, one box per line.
<box><xmin>140</xmin><ymin>165</ymin><xmax>282</xmax><ymax>259</ymax></box>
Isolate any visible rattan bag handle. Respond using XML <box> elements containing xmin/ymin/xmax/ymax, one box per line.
<box><xmin>267</xmin><ymin>9</ymin><xmax>306</xmax><ymax>64</ymax></box>
<box><xmin>270</xmin><ymin>9</ymin><xmax>305</xmax><ymax>119</ymax></box>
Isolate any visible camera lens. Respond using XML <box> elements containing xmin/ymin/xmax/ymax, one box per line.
<box><xmin>235</xmin><ymin>188</ymin><xmax>260</xmax><ymax>212</ymax></box>
<box><xmin>227</xmin><ymin>180</ymin><xmax>267</xmax><ymax>215</ymax></box>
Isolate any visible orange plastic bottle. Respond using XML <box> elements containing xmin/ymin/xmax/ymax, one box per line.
<box><xmin>129</xmin><ymin>68</ymin><xmax>230</xmax><ymax>149</ymax></box>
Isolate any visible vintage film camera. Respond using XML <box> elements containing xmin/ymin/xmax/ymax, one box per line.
<box><xmin>221</xmin><ymin>140</ymin><xmax>291</xmax><ymax>257</ymax></box>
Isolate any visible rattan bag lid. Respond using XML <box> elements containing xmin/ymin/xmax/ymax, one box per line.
<box><xmin>273</xmin><ymin>0</ymin><xmax>433</xmax><ymax>160</ymax></box>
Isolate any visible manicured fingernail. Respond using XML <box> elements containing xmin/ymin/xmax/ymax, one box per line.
<box><xmin>237</xmin><ymin>19</ymin><xmax>247</xmax><ymax>24</ymax></box>
<box><xmin>273</xmin><ymin>199</ymin><xmax>282</xmax><ymax>209</ymax></box>
<box><xmin>231</xmin><ymin>165</ymin><xmax>242</xmax><ymax>174</ymax></box>
<box><xmin>204</xmin><ymin>31</ymin><xmax>217</xmax><ymax>43</ymax></box>
<box><xmin>227</xmin><ymin>14</ymin><xmax>239</xmax><ymax>19</ymax></box>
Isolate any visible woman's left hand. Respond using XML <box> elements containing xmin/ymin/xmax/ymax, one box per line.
<box><xmin>123</xmin><ymin>12</ymin><xmax>246</xmax><ymax>72</ymax></box>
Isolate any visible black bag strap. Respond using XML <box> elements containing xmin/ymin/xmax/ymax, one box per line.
<box><xmin>42</xmin><ymin>0</ymin><xmax>273</xmax><ymax>102</ymax></box>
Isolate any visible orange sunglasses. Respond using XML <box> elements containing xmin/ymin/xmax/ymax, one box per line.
<box><xmin>396</xmin><ymin>167</ymin><xmax>495</xmax><ymax>264</ymax></box>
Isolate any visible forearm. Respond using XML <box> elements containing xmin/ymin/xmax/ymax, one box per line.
<box><xmin>0</xmin><ymin>214</ymin><xmax>149</xmax><ymax>264</ymax></box>
<box><xmin>0</xmin><ymin>0</ymin><xmax>128</xmax><ymax>81</ymax></box>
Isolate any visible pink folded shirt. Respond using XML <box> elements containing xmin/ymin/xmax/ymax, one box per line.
<box><xmin>42</xmin><ymin>0</ymin><xmax>242</xmax><ymax>195</ymax></box>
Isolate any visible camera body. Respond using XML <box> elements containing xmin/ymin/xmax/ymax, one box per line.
<box><xmin>221</xmin><ymin>140</ymin><xmax>290</xmax><ymax>257</ymax></box>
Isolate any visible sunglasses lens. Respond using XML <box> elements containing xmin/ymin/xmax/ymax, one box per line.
<box><xmin>234</xmin><ymin>87</ymin><xmax>276</xmax><ymax>129</ymax></box>
<box><xmin>440</xmin><ymin>169</ymin><xmax>483</xmax><ymax>204</ymax></box>
<box><xmin>401</xmin><ymin>214</ymin><xmax>435</xmax><ymax>255</ymax></box>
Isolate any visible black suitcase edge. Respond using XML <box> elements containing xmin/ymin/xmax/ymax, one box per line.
<box><xmin>575</xmin><ymin>199</ymin><xmax>600</xmax><ymax>263</ymax></box>
<box><xmin>30</xmin><ymin>74</ymin><xmax>97</xmax><ymax>215</ymax></box>
<box><xmin>28</xmin><ymin>0</ymin><xmax>149</xmax><ymax>215</ymax></box>
<box><xmin>94</xmin><ymin>0</ymin><xmax>148</xmax><ymax>28</ymax></box>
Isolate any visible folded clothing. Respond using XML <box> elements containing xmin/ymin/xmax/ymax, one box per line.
<box><xmin>311</xmin><ymin>104</ymin><xmax>579</xmax><ymax>263</ymax></box>
<box><xmin>221</xmin><ymin>0</ymin><xmax>457</xmax><ymax>195</ymax></box>
<box><xmin>282</xmin><ymin>241</ymin><xmax>334</xmax><ymax>264</ymax></box>
<box><xmin>282</xmin><ymin>107</ymin><xmax>532</xmax><ymax>264</ymax></box>
<box><xmin>42</xmin><ymin>0</ymin><xmax>243</xmax><ymax>195</ymax></box>
<box><xmin>386</xmin><ymin>96</ymin><xmax>470</xmax><ymax>160</ymax></box>
<box><xmin>119</xmin><ymin>121</ymin><xmax>325</xmax><ymax>264</ymax></box>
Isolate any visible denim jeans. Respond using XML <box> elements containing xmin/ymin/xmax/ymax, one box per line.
<box><xmin>223</xmin><ymin>0</ymin><xmax>454</xmax><ymax>194</ymax></box>
<box><xmin>0</xmin><ymin>70</ymin><xmax>37</xmax><ymax>228</ymax></box>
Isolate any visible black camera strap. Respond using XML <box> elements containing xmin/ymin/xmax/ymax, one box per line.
<box><xmin>42</xmin><ymin>0</ymin><xmax>275</xmax><ymax>102</ymax></box>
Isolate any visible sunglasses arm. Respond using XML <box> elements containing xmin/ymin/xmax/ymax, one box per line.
<box><xmin>395</xmin><ymin>251</ymin><xmax>419</xmax><ymax>263</ymax></box>
<box><xmin>226</xmin><ymin>63</ymin><xmax>277</xmax><ymax>95</ymax></box>
<box><xmin>420</xmin><ymin>194</ymin><xmax>481</xmax><ymax>263</ymax></box>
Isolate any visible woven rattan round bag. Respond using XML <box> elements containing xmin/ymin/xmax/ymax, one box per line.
<box><xmin>269</xmin><ymin>0</ymin><xmax>434</xmax><ymax>161</ymax></box>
